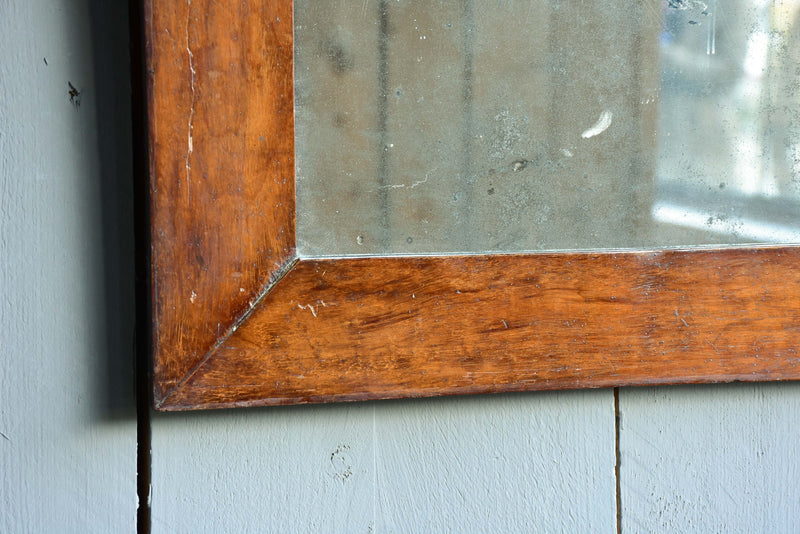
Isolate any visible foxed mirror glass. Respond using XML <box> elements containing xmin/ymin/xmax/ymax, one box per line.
<box><xmin>295</xmin><ymin>0</ymin><xmax>800</xmax><ymax>256</ymax></box>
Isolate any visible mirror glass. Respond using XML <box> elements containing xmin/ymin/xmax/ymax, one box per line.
<box><xmin>295</xmin><ymin>0</ymin><xmax>800</xmax><ymax>257</ymax></box>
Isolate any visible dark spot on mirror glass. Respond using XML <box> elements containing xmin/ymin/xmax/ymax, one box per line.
<box><xmin>322</xmin><ymin>40</ymin><xmax>353</xmax><ymax>74</ymax></box>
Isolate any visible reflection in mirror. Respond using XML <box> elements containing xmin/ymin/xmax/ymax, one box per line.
<box><xmin>295</xmin><ymin>0</ymin><xmax>800</xmax><ymax>257</ymax></box>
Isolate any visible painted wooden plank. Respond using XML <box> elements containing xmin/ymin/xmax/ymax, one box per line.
<box><xmin>619</xmin><ymin>383</ymin><xmax>800</xmax><ymax>533</ymax></box>
<box><xmin>0</xmin><ymin>0</ymin><xmax>137</xmax><ymax>531</ymax></box>
<box><xmin>151</xmin><ymin>390</ymin><xmax>615</xmax><ymax>532</ymax></box>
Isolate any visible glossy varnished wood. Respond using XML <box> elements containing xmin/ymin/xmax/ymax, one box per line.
<box><xmin>147</xmin><ymin>1</ymin><xmax>800</xmax><ymax>410</ymax></box>
<box><xmin>147</xmin><ymin>0</ymin><xmax>294</xmax><ymax>399</ymax></box>
<box><xmin>158</xmin><ymin>248</ymin><xmax>800</xmax><ymax>409</ymax></box>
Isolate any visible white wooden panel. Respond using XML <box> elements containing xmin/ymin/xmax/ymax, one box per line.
<box><xmin>620</xmin><ymin>383</ymin><xmax>800</xmax><ymax>533</ymax></box>
<box><xmin>151</xmin><ymin>390</ymin><xmax>615</xmax><ymax>533</ymax></box>
<box><xmin>0</xmin><ymin>0</ymin><xmax>137</xmax><ymax>531</ymax></box>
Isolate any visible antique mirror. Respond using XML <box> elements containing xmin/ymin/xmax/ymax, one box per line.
<box><xmin>145</xmin><ymin>0</ymin><xmax>800</xmax><ymax>410</ymax></box>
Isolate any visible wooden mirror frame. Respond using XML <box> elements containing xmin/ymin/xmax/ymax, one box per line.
<box><xmin>146</xmin><ymin>0</ymin><xmax>800</xmax><ymax>411</ymax></box>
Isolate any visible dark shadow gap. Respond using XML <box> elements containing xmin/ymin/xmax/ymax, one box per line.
<box><xmin>128</xmin><ymin>0</ymin><xmax>151</xmax><ymax>530</ymax></box>
<box><xmin>615</xmin><ymin>387</ymin><xmax>622</xmax><ymax>534</ymax></box>
<box><xmin>88</xmin><ymin>0</ymin><xmax>137</xmax><ymax>422</ymax></box>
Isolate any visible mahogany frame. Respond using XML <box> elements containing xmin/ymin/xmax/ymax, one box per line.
<box><xmin>146</xmin><ymin>0</ymin><xmax>800</xmax><ymax>410</ymax></box>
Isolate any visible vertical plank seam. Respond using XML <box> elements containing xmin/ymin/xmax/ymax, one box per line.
<box><xmin>133</xmin><ymin>0</ymin><xmax>152</xmax><ymax>530</ymax></box>
<box><xmin>615</xmin><ymin>387</ymin><xmax>622</xmax><ymax>534</ymax></box>
<box><xmin>136</xmin><ymin>333</ymin><xmax>152</xmax><ymax>534</ymax></box>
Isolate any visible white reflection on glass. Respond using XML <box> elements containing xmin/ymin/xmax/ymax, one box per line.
<box><xmin>653</xmin><ymin>0</ymin><xmax>800</xmax><ymax>242</ymax></box>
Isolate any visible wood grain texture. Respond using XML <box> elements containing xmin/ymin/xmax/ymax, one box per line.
<box><xmin>158</xmin><ymin>247</ymin><xmax>800</xmax><ymax>409</ymax></box>
<box><xmin>147</xmin><ymin>0</ymin><xmax>295</xmax><ymax>399</ymax></box>
<box><xmin>148</xmin><ymin>0</ymin><xmax>800</xmax><ymax>410</ymax></box>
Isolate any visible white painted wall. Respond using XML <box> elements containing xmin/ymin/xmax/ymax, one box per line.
<box><xmin>151</xmin><ymin>392</ymin><xmax>617</xmax><ymax>533</ymax></box>
<box><xmin>1</xmin><ymin>0</ymin><xmax>137</xmax><ymax>531</ymax></box>
<box><xmin>151</xmin><ymin>384</ymin><xmax>800</xmax><ymax>533</ymax></box>
<box><xmin>4</xmin><ymin>1</ymin><xmax>800</xmax><ymax>533</ymax></box>
<box><xmin>620</xmin><ymin>384</ymin><xmax>800</xmax><ymax>533</ymax></box>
